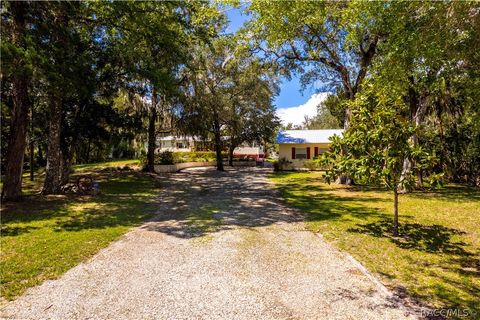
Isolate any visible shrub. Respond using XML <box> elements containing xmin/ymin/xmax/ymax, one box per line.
<box><xmin>154</xmin><ymin>151</ymin><xmax>229</xmax><ymax>164</ymax></box>
<box><xmin>273</xmin><ymin>157</ymin><xmax>292</xmax><ymax>171</ymax></box>
<box><xmin>158</xmin><ymin>151</ymin><xmax>174</xmax><ymax>165</ymax></box>
<box><xmin>304</xmin><ymin>158</ymin><xmax>322</xmax><ymax>171</ymax></box>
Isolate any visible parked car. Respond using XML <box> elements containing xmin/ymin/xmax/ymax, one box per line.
<box><xmin>256</xmin><ymin>154</ymin><xmax>265</xmax><ymax>166</ymax></box>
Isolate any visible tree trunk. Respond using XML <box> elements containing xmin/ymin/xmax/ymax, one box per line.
<box><xmin>37</xmin><ymin>144</ymin><xmax>44</xmax><ymax>166</ymax></box>
<box><xmin>400</xmin><ymin>124</ymin><xmax>427</xmax><ymax>192</ymax></box>
<box><xmin>399</xmin><ymin>156</ymin><xmax>412</xmax><ymax>194</ymax></box>
<box><xmin>437</xmin><ymin>110</ymin><xmax>446</xmax><ymax>174</ymax></box>
<box><xmin>323</xmin><ymin>35</ymin><xmax>378</xmax><ymax>186</ymax></box>
<box><xmin>336</xmin><ymin>105</ymin><xmax>354</xmax><ymax>185</ymax></box>
<box><xmin>393</xmin><ymin>188</ymin><xmax>399</xmax><ymax>236</ymax></box>
<box><xmin>228</xmin><ymin>137</ymin><xmax>235</xmax><ymax>167</ymax></box>
<box><xmin>401</xmin><ymin>78</ymin><xmax>427</xmax><ymax>191</ymax></box>
<box><xmin>147</xmin><ymin>88</ymin><xmax>157</xmax><ymax>173</ymax></box>
<box><xmin>412</xmin><ymin>133</ymin><xmax>423</xmax><ymax>188</ymax></box>
<box><xmin>60</xmin><ymin>144</ymin><xmax>71</xmax><ymax>186</ymax></box>
<box><xmin>29</xmin><ymin>102</ymin><xmax>34</xmax><ymax>181</ymax></box>
<box><xmin>29</xmin><ymin>141</ymin><xmax>34</xmax><ymax>181</ymax></box>
<box><xmin>336</xmin><ymin>175</ymin><xmax>353</xmax><ymax>185</ymax></box>
<box><xmin>42</xmin><ymin>96</ymin><xmax>64</xmax><ymax>194</ymax></box>
<box><xmin>343</xmin><ymin>107</ymin><xmax>352</xmax><ymax>130</ymax></box>
<box><xmin>2</xmin><ymin>2</ymin><xmax>30</xmax><ymax>201</ymax></box>
<box><xmin>85</xmin><ymin>139</ymin><xmax>91</xmax><ymax>163</ymax></box>
<box><xmin>213</xmin><ymin>111</ymin><xmax>224</xmax><ymax>171</ymax></box>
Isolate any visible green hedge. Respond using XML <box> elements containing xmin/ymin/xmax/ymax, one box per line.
<box><xmin>155</xmin><ymin>151</ymin><xmax>229</xmax><ymax>165</ymax></box>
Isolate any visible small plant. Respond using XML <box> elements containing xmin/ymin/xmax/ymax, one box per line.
<box><xmin>304</xmin><ymin>159</ymin><xmax>321</xmax><ymax>171</ymax></box>
<box><xmin>273</xmin><ymin>157</ymin><xmax>292</xmax><ymax>171</ymax></box>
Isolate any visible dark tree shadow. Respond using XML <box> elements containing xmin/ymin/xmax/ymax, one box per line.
<box><xmin>1</xmin><ymin>196</ymin><xmax>74</xmax><ymax>224</ymax></box>
<box><xmin>141</xmin><ymin>168</ymin><xmax>304</xmax><ymax>239</ymax></box>
<box><xmin>348</xmin><ymin>219</ymin><xmax>471</xmax><ymax>255</ymax></box>
<box><xmin>1</xmin><ymin>225</ymin><xmax>40</xmax><ymax>237</ymax></box>
<box><xmin>351</xmin><ymin>220</ymin><xmax>480</xmax><ymax>319</ymax></box>
<box><xmin>276</xmin><ymin>182</ymin><xmax>388</xmax><ymax>222</ymax></box>
<box><xmin>1</xmin><ymin>172</ymin><xmax>160</xmax><ymax>235</ymax></box>
<box><xmin>140</xmin><ymin>168</ymin><xmax>398</xmax><ymax>239</ymax></box>
<box><xmin>408</xmin><ymin>185</ymin><xmax>480</xmax><ymax>202</ymax></box>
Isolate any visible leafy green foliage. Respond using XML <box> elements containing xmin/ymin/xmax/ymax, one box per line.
<box><xmin>243</xmin><ymin>0</ymin><xmax>386</xmax><ymax>110</ymax></box>
<box><xmin>1</xmin><ymin>1</ymin><xmax>225</xmax><ymax>185</ymax></box>
<box><xmin>323</xmin><ymin>85</ymin><xmax>409</xmax><ymax>190</ymax></box>
<box><xmin>243</xmin><ymin>1</ymin><xmax>480</xmax><ymax>187</ymax></box>
<box><xmin>303</xmin><ymin>159</ymin><xmax>323</xmax><ymax>171</ymax></box>
<box><xmin>273</xmin><ymin>157</ymin><xmax>292</xmax><ymax>172</ymax></box>
<box><xmin>154</xmin><ymin>151</ymin><xmax>229</xmax><ymax>165</ymax></box>
<box><xmin>302</xmin><ymin>96</ymin><xmax>342</xmax><ymax>129</ymax></box>
<box><xmin>178</xmin><ymin>36</ymin><xmax>279</xmax><ymax>170</ymax></box>
<box><xmin>157</xmin><ymin>151</ymin><xmax>175</xmax><ymax>165</ymax></box>
<box><xmin>321</xmin><ymin>82</ymin><xmax>440</xmax><ymax>234</ymax></box>
<box><xmin>366</xmin><ymin>1</ymin><xmax>480</xmax><ymax>187</ymax></box>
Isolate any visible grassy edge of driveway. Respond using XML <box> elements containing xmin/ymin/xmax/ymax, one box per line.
<box><xmin>1</xmin><ymin>160</ymin><xmax>158</xmax><ymax>301</ymax></box>
<box><xmin>269</xmin><ymin>171</ymin><xmax>480</xmax><ymax>319</ymax></box>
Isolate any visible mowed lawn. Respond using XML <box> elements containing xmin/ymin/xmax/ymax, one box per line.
<box><xmin>1</xmin><ymin>160</ymin><xmax>159</xmax><ymax>301</ymax></box>
<box><xmin>270</xmin><ymin>172</ymin><xmax>480</xmax><ymax>317</ymax></box>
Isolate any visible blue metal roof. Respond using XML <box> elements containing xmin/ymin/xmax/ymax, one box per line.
<box><xmin>276</xmin><ymin>130</ymin><xmax>343</xmax><ymax>144</ymax></box>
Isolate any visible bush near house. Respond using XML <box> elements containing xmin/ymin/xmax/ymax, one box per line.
<box><xmin>273</xmin><ymin>157</ymin><xmax>292</xmax><ymax>171</ymax></box>
<box><xmin>157</xmin><ymin>151</ymin><xmax>175</xmax><ymax>165</ymax></box>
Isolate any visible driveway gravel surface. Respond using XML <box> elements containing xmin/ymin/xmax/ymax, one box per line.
<box><xmin>1</xmin><ymin>167</ymin><xmax>417</xmax><ymax>319</ymax></box>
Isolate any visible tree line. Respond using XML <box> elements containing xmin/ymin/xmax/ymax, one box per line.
<box><xmin>1</xmin><ymin>1</ymin><xmax>279</xmax><ymax>200</ymax></box>
<box><xmin>238</xmin><ymin>0</ymin><xmax>479</xmax><ymax>234</ymax></box>
<box><xmin>2</xmin><ymin>1</ymin><xmax>479</xmax><ymax>207</ymax></box>
<box><xmin>242</xmin><ymin>0</ymin><xmax>479</xmax><ymax>187</ymax></box>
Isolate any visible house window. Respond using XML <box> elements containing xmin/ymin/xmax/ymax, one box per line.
<box><xmin>177</xmin><ymin>142</ymin><xmax>185</xmax><ymax>149</ymax></box>
<box><xmin>295</xmin><ymin>148</ymin><xmax>307</xmax><ymax>159</ymax></box>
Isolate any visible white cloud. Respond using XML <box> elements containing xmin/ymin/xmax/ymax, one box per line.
<box><xmin>276</xmin><ymin>92</ymin><xmax>329</xmax><ymax>126</ymax></box>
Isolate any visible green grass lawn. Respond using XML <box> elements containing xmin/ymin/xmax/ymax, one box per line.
<box><xmin>270</xmin><ymin>172</ymin><xmax>480</xmax><ymax>318</ymax></box>
<box><xmin>1</xmin><ymin>160</ymin><xmax>158</xmax><ymax>300</ymax></box>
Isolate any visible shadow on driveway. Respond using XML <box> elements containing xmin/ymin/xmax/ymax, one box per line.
<box><xmin>141</xmin><ymin>167</ymin><xmax>302</xmax><ymax>238</ymax></box>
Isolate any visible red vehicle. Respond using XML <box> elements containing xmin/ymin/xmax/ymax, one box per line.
<box><xmin>255</xmin><ymin>154</ymin><xmax>265</xmax><ymax>166</ymax></box>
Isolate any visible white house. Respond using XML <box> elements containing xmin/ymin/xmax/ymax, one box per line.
<box><xmin>156</xmin><ymin>136</ymin><xmax>196</xmax><ymax>153</ymax></box>
<box><xmin>233</xmin><ymin>145</ymin><xmax>264</xmax><ymax>159</ymax></box>
<box><xmin>155</xmin><ymin>135</ymin><xmax>264</xmax><ymax>158</ymax></box>
<box><xmin>276</xmin><ymin>129</ymin><xmax>343</xmax><ymax>168</ymax></box>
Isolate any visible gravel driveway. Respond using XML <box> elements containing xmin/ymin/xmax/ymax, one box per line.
<box><xmin>2</xmin><ymin>167</ymin><xmax>416</xmax><ymax>319</ymax></box>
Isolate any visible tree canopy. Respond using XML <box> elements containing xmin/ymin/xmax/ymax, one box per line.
<box><xmin>1</xmin><ymin>1</ymin><xmax>479</xmax><ymax>206</ymax></box>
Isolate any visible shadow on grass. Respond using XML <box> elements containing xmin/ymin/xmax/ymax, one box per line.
<box><xmin>408</xmin><ymin>185</ymin><xmax>480</xmax><ymax>202</ymax></box>
<box><xmin>272</xmin><ymin>172</ymin><xmax>480</xmax><ymax>319</ymax></box>
<box><xmin>0</xmin><ymin>225</ymin><xmax>41</xmax><ymax>236</ymax></box>
<box><xmin>276</xmin><ymin>181</ymin><xmax>386</xmax><ymax>223</ymax></box>
<box><xmin>350</xmin><ymin>219</ymin><xmax>480</xmax><ymax>318</ymax></box>
<box><xmin>433</xmin><ymin>272</ymin><xmax>480</xmax><ymax>319</ymax></box>
<box><xmin>1</xmin><ymin>196</ymin><xmax>72</xmax><ymax>225</ymax></box>
<box><xmin>349</xmin><ymin>219</ymin><xmax>471</xmax><ymax>255</ymax></box>
<box><xmin>142</xmin><ymin>169</ymin><xmax>386</xmax><ymax>239</ymax></box>
<box><xmin>1</xmin><ymin>172</ymin><xmax>159</xmax><ymax>235</ymax></box>
<box><xmin>54</xmin><ymin>195</ymin><xmax>157</xmax><ymax>232</ymax></box>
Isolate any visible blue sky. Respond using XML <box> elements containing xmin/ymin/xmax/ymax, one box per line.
<box><xmin>225</xmin><ymin>7</ymin><xmax>314</xmax><ymax>110</ymax></box>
